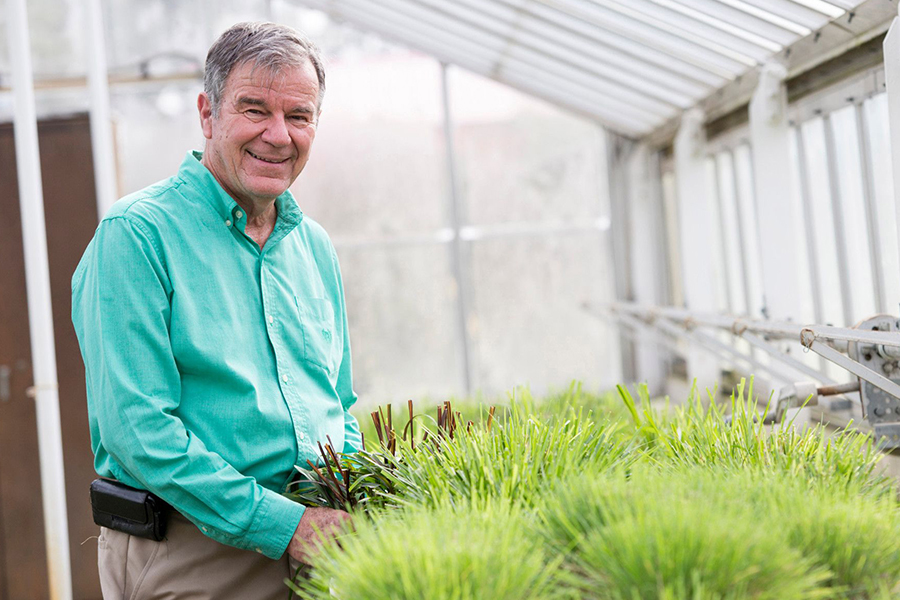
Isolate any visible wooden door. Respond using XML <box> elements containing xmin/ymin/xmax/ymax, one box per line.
<box><xmin>0</xmin><ymin>115</ymin><xmax>101</xmax><ymax>599</ymax></box>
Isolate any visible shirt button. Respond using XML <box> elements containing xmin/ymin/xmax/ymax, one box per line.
<box><xmin>201</xmin><ymin>526</ymin><xmax>208</xmax><ymax>532</ymax></box>
<box><xmin>255</xmin><ymin>548</ymin><xmax>263</xmax><ymax>554</ymax></box>
<box><xmin>225</xmin><ymin>219</ymin><xmax>232</xmax><ymax>227</ymax></box>
<box><xmin>299</xmin><ymin>432</ymin><xmax>305</xmax><ymax>440</ymax></box>
<box><xmin>235</xmin><ymin>210</ymin><xmax>243</xmax><ymax>219</ymax></box>
<box><xmin>268</xmin><ymin>315</ymin><xmax>274</xmax><ymax>324</ymax></box>
<box><xmin>282</xmin><ymin>374</ymin><xmax>289</xmax><ymax>383</ymax></box>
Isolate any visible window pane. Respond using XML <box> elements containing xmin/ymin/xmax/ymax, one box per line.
<box><xmin>787</xmin><ymin>128</ymin><xmax>817</xmax><ymax>324</ymax></box>
<box><xmin>732</xmin><ymin>145</ymin><xmax>765</xmax><ymax>318</ymax></box>
<box><xmin>864</xmin><ymin>93</ymin><xmax>900</xmax><ymax>312</ymax></box>
<box><xmin>467</xmin><ymin>231</ymin><xmax>621</xmax><ymax>395</ymax></box>
<box><xmin>714</xmin><ymin>152</ymin><xmax>747</xmax><ymax>315</ymax></box>
<box><xmin>706</xmin><ymin>157</ymin><xmax>730</xmax><ymax>312</ymax></box>
<box><xmin>798</xmin><ymin>118</ymin><xmax>845</xmax><ymax>326</ymax></box>
<box><xmin>661</xmin><ymin>169</ymin><xmax>685</xmax><ymax>307</ymax></box>
<box><xmin>338</xmin><ymin>244</ymin><xmax>464</xmax><ymax>403</ymax></box>
<box><xmin>829</xmin><ymin>105</ymin><xmax>877</xmax><ymax>319</ymax></box>
<box><xmin>449</xmin><ymin>68</ymin><xmax>611</xmax><ymax>228</ymax></box>
<box><xmin>296</xmin><ymin>57</ymin><xmax>449</xmax><ymax>238</ymax></box>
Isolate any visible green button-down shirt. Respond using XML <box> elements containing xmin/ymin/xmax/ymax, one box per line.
<box><xmin>72</xmin><ymin>151</ymin><xmax>361</xmax><ymax>559</ymax></box>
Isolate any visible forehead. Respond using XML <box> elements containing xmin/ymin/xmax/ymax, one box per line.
<box><xmin>224</xmin><ymin>59</ymin><xmax>319</xmax><ymax>106</ymax></box>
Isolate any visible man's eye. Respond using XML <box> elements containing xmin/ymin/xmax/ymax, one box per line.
<box><xmin>246</xmin><ymin>109</ymin><xmax>264</xmax><ymax>115</ymax></box>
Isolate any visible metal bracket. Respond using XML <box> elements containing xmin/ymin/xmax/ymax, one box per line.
<box><xmin>802</xmin><ymin>315</ymin><xmax>900</xmax><ymax>447</ymax></box>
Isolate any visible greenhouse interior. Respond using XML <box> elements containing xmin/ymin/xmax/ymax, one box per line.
<box><xmin>4</xmin><ymin>0</ymin><xmax>900</xmax><ymax>598</ymax></box>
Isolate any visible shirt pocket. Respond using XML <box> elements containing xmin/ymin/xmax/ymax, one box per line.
<box><xmin>294</xmin><ymin>296</ymin><xmax>339</xmax><ymax>374</ymax></box>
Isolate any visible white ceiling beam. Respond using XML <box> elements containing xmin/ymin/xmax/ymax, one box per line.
<box><xmin>327</xmin><ymin>0</ymin><xmax>679</xmax><ymax>117</ymax></box>
<box><xmin>516</xmin><ymin>0</ymin><xmax>727</xmax><ymax>87</ymax></box>
<box><xmin>588</xmin><ymin>0</ymin><xmax>777</xmax><ymax>59</ymax></box>
<box><xmin>382</xmin><ymin>0</ymin><xmax>692</xmax><ymax>107</ymax></box>
<box><xmin>725</xmin><ymin>0</ymin><xmax>835</xmax><ymax>29</ymax></box>
<box><xmin>670</xmin><ymin>0</ymin><xmax>809</xmax><ymax>40</ymax></box>
<box><xmin>541</xmin><ymin>0</ymin><xmax>756</xmax><ymax>73</ymax></box>
<box><xmin>294</xmin><ymin>0</ymin><xmax>652</xmax><ymax>135</ymax></box>
<box><xmin>448</xmin><ymin>0</ymin><xmax>716</xmax><ymax>98</ymax></box>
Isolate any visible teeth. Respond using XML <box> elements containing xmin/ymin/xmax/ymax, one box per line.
<box><xmin>248</xmin><ymin>151</ymin><xmax>287</xmax><ymax>164</ymax></box>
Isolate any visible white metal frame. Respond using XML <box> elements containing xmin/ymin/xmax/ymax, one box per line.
<box><xmin>6</xmin><ymin>0</ymin><xmax>73</xmax><ymax>598</ymax></box>
<box><xmin>748</xmin><ymin>60</ymin><xmax>802</xmax><ymax>322</ymax></box>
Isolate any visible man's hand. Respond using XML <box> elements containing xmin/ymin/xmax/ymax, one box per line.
<box><xmin>287</xmin><ymin>507</ymin><xmax>353</xmax><ymax>564</ymax></box>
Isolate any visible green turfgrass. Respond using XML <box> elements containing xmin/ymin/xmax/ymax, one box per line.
<box><xmin>291</xmin><ymin>378</ymin><xmax>899</xmax><ymax>600</ymax></box>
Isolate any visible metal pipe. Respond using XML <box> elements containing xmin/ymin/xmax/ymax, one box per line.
<box><xmin>611</xmin><ymin>303</ymin><xmax>900</xmax><ymax>348</ymax></box>
<box><xmin>817</xmin><ymin>381</ymin><xmax>861</xmax><ymax>396</ymax></box>
<box><xmin>439</xmin><ymin>62</ymin><xmax>473</xmax><ymax>396</ymax></box>
<box><xmin>85</xmin><ymin>0</ymin><xmax>118</xmax><ymax>219</ymax></box>
<box><xmin>803</xmin><ymin>333</ymin><xmax>900</xmax><ymax>402</ymax></box>
<box><xmin>740</xmin><ymin>331</ymin><xmax>835</xmax><ymax>384</ymax></box>
<box><xmin>6</xmin><ymin>0</ymin><xmax>73</xmax><ymax>598</ymax></box>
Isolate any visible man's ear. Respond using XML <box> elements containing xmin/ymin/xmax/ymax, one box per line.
<box><xmin>198</xmin><ymin>93</ymin><xmax>214</xmax><ymax>140</ymax></box>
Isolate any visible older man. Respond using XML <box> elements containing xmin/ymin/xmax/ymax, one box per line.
<box><xmin>72</xmin><ymin>22</ymin><xmax>358</xmax><ymax>599</ymax></box>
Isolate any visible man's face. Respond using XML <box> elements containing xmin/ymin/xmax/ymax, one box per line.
<box><xmin>198</xmin><ymin>59</ymin><xmax>320</xmax><ymax>208</ymax></box>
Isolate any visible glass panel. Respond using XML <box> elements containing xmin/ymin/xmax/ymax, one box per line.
<box><xmin>448</xmin><ymin>68</ymin><xmax>610</xmax><ymax>228</ymax></box>
<box><xmin>828</xmin><ymin>105</ymin><xmax>877</xmax><ymax>320</ymax></box>
<box><xmin>293</xmin><ymin>57</ymin><xmax>448</xmax><ymax>238</ymax></box>
<box><xmin>661</xmin><ymin>169</ymin><xmax>685</xmax><ymax>306</ymax></box>
<box><xmin>863</xmin><ymin>94</ymin><xmax>900</xmax><ymax>312</ymax></box>
<box><xmin>466</xmin><ymin>231</ymin><xmax>621</xmax><ymax>396</ymax></box>
<box><xmin>113</xmin><ymin>82</ymin><xmax>206</xmax><ymax>195</ymax></box>
<box><xmin>706</xmin><ymin>157</ymin><xmax>730</xmax><ymax>312</ymax></box>
<box><xmin>732</xmin><ymin>145</ymin><xmax>765</xmax><ymax>318</ymax></box>
<box><xmin>713</xmin><ymin>152</ymin><xmax>747</xmax><ymax>315</ymax></box>
<box><xmin>338</xmin><ymin>244</ymin><xmax>464</xmax><ymax>403</ymax></box>
<box><xmin>786</xmin><ymin>128</ymin><xmax>817</xmax><ymax>324</ymax></box>
<box><xmin>798</xmin><ymin>118</ymin><xmax>844</xmax><ymax>326</ymax></box>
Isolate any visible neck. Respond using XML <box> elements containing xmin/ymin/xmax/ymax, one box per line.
<box><xmin>200</xmin><ymin>151</ymin><xmax>278</xmax><ymax>247</ymax></box>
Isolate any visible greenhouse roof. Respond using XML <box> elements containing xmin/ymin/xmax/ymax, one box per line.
<box><xmin>291</xmin><ymin>0</ymin><xmax>879</xmax><ymax>138</ymax></box>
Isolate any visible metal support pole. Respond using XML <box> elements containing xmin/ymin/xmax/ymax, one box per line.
<box><xmin>85</xmin><ymin>0</ymin><xmax>118</xmax><ymax>219</ymax></box>
<box><xmin>823</xmin><ymin>114</ymin><xmax>855</xmax><ymax>327</ymax></box>
<box><xmin>884</xmin><ymin>9</ymin><xmax>900</xmax><ymax>291</ymax></box>
<box><xmin>6</xmin><ymin>0</ymin><xmax>73</xmax><ymax>598</ymax></box>
<box><xmin>439</xmin><ymin>62</ymin><xmax>473</xmax><ymax>396</ymax></box>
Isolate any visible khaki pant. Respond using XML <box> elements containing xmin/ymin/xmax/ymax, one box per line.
<box><xmin>98</xmin><ymin>511</ymin><xmax>301</xmax><ymax>600</ymax></box>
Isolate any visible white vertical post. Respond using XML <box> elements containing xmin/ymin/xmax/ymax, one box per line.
<box><xmin>884</xmin><ymin>10</ymin><xmax>900</xmax><ymax>291</ymax></box>
<box><xmin>6</xmin><ymin>1</ymin><xmax>73</xmax><ymax>599</ymax></box>
<box><xmin>748</xmin><ymin>61</ymin><xmax>801</xmax><ymax>323</ymax></box>
<box><xmin>673</xmin><ymin>108</ymin><xmax>719</xmax><ymax>392</ymax></box>
<box><xmin>626</xmin><ymin>143</ymin><xmax>666</xmax><ymax>394</ymax></box>
<box><xmin>439</xmin><ymin>62</ymin><xmax>473</xmax><ymax>396</ymax></box>
<box><xmin>85</xmin><ymin>0</ymin><xmax>118</xmax><ymax>219</ymax></box>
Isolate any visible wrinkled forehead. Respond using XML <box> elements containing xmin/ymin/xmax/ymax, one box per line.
<box><xmin>227</xmin><ymin>57</ymin><xmax>318</xmax><ymax>96</ymax></box>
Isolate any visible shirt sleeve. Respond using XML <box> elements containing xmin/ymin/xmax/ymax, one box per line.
<box><xmin>331</xmin><ymin>247</ymin><xmax>362</xmax><ymax>454</ymax></box>
<box><xmin>72</xmin><ymin>215</ymin><xmax>304</xmax><ymax>559</ymax></box>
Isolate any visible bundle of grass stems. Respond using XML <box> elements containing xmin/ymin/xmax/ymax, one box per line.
<box><xmin>285</xmin><ymin>379</ymin><xmax>900</xmax><ymax>600</ymax></box>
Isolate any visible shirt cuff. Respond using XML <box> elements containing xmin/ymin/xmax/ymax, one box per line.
<box><xmin>245</xmin><ymin>490</ymin><xmax>306</xmax><ymax>559</ymax></box>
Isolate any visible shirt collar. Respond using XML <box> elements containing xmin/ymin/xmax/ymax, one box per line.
<box><xmin>177</xmin><ymin>150</ymin><xmax>304</xmax><ymax>234</ymax></box>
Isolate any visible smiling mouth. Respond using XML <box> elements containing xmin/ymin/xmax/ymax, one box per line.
<box><xmin>247</xmin><ymin>150</ymin><xmax>290</xmax><ymax>164</ymax></box>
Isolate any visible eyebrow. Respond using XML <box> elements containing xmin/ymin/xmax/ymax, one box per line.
<box><xmin>236</xmin><ymin>97</ymin><xmax>315</xmax><ymax>114</ymax></box>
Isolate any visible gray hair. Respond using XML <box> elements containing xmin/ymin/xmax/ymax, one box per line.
<box><xmin>204</xmin><ymin>22</ymin><xmax>325</xmax><ymax>117</ymax></box>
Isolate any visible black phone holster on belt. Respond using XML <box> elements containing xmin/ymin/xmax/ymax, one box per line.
<box><xmin>90</xmin><ymin>478</ymin><xmax>171</xmax><ymax>541</ymax></box>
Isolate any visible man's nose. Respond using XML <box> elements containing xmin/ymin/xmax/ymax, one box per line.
<box><xmin>261</xmin><ymin>116</ymin><xmax>291</xmax><ymax>146</ymax></box>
